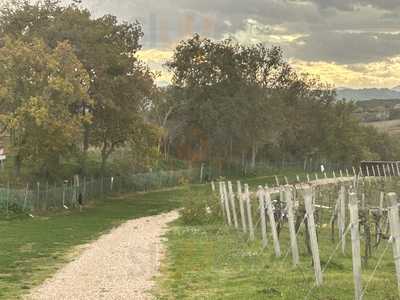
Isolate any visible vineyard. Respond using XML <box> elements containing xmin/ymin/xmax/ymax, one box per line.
<box><xmin>214</xmin><ymin>165</ymin><xmax>400</xmax><ymax>300</ymax></box>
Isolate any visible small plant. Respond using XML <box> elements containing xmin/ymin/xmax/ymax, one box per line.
<box><xmin>180</xmin><ymin>188</ymin><xmax>222</xmax><ymax>225</ymax></box>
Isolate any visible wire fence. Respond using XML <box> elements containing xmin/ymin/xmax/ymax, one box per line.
<box><xmin>0</xmin><ymin>168</ymin><xmax>200</xmax><ymax>214</ymax></box>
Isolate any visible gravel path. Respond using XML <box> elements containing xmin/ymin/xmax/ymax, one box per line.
<box><xmin>27</xmin><ymin>210</ymin><xmax>179</xmax><ymax>300</ymax></box>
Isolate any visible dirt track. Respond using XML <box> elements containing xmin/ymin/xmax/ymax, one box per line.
<box><xmin>26</xmin><ymin>210</ymin><xmax>179</xmax><ymax>300</ymax></box>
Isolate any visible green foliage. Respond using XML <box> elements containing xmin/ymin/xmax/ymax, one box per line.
<box><xmin>0</xmin><ymin>37</ymin><xmax>91</xmax><ymax>177</ymax></box>
<box><xmin>0</xmin><ymin>0</ymin><xmax>157</xmax><ymax>179</ymax></box>
<box><xmin>180</xmin><ymin>188</ymin><xmax>222</xmax><ymax>225</ymax></box>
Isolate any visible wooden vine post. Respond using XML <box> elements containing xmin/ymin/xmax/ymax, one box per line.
<box><xmin>218</xmin><ymin>182</ymin><xmax>227</xmax><ymax>223</ymax></box>
<box><xmin>349</xmin><ymin>192</ymin><xmax>362</xmax><ymax>300</ymax></box>
<box><xmin>304</xmin><ymin>186</ymin><xmax>323</xmax><ymax>286</ymax></box>
<box><xmin>222</xmin><ymin>182</ymin><xmax>232</xmax><ymax>226</ymax></box>
<box><xmin>237</xmin><ymin>181</ymin><xmax>247</xmax><ymax>233</ymax></box>
<box><xmin>244</xmin><ymin>184</ymin><xmax>255</xmax><ymax>241</ymax></box>
<box><xmin>257</xmin><ymin>186</ymin><xmax>268</xmax><ymax>248</ymax></box>
<box><xmin>338</xmin><ymin>185</ymin><xmax>346</xmax><ymax>254</ymax></box>
<box><xmin>285</xmin><ymin>186</ymin><xmax>300</xmax><ymax>266</ymax></box>
<box><xmin>265</xmin><ymin>189</ymin><xmax>281</xmax><ymax>257</ymax></box>
<box><xmin>387</xmin><ymin>192</ymin><xmax>400</xmax><ymax>297</ymax></box>
<box><xmin>228</xmin><ymin>181</ymin><xmax>239</xmax><ymax>229</ymax></box>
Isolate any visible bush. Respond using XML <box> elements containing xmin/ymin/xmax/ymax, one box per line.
<box><xmin>180</xmin><ymin>188</ymin><xmax>222</xmax><ymax>225</ymax></box>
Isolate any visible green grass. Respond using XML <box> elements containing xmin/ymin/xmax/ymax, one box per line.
<box><xmin>157</xmin><ymin>188</ymin><xmax>399</xmax><ymax>300</ymax></box>
<box><xmin>0</xmin><ymin>187</ymin><xmax>188</xmax><ymax>299</ymax></box>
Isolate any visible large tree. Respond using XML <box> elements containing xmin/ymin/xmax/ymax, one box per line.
<box><xmin>0</xmin><ymin>37</ymin><xmax>91</xmax><ymax>177</ymax></box>
<box><xmin>0</xmin><ymin>0</ymin><xmax>155</xmax><ymax>174</ymax></box>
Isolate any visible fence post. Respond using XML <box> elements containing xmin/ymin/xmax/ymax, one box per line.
<box><xmin>349</xmin><ymin>192</ymin><xmax>363</xmax><ymax>300</ymax></box>
<box><xmin>346</xmin><ymin>169</ymin><xmax>350</xmax><ymax>177</ymax></box>
<box><xmin>222</xmin><ymin>182</ymin><xmax>232</xmax><ymax>226</ymax></box>
<box><xmin>352</xmin><ymin>167</ymin><xmax>357</xmax><ymax>176</ymax></box>
<box><xmin>257</xmin><ymin>187</ymin><xmax>268</xmax><ymax>248</ymax></box>
<box><xmin>244</xmin><ymin>184</ymin><xmax>255</xmax><ymax>241</ymax></box>
<box><xmin>304</xmin><ymin>187</ymin><xmax>323</xmax><ymax>286</ymax></box>
<box><xmin>211</xmin><ymin>181</ymin><xmax>215</xmax><ymax>192</ymax></box>
<box><xmin>372</xmin><ymin>166</ymin><xmax>376</xmax><ymax>177</ymax></box>
<box><xmin>275</xmin><ymin>176</ymin><xmax>280</xmax><ymax>187</ymax></box>
<box><xmin>218</xmin><ymin>182</ymin><xmax>227</xmax><ymax>223</ymax></box>
<box><xmin>397</xmin><ymin>163</ymin><xmax>400</xmax><ymax>177</ymax></box>
<box><xmin>237</xmin><ymin>181</ymin><xmax>247</xmax><ymax>233</ymax></box>
<box><xmin>228</xmin><ymin>181</ymin><xmax>239</xmax><ymax>229</ymax></box>
<box><xmin>265</xmin><ymin>189</ymin><xmax>281</xmax><ymax>257</ymax></box>
<box><xmin>286</xmin><ymin>186</ymin><xmax>299</xmax><ymax>266</ymax></box>
<box><xmin>338</xmin><ymin>185</ymin><xmax>346</xmax><ymax>254</ymax></box>
<box><xmin>387</xmin><ymin>192</ymin><xmax>400</xmax><ymax>297</ymax></box>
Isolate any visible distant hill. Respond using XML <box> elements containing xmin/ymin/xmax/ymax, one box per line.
<box><xmin>336</xmin><ymin>87</ymin><xmax>400</xmax><ymax>101</ymax></box>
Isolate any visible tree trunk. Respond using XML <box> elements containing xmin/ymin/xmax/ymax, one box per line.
<box><xmin>251</xmin><ymin>142</ymin><xmax>257</xmax><ymax>169</ymax></box>
<box><xmin>101</xmin><ymin>145</ymin><xmax>112</xmax><ymax>176</ymax></box>
<box><xmin>14</xmin><ymin>154</ymin><xmax>21</xmax><ymax>177</ymax></box>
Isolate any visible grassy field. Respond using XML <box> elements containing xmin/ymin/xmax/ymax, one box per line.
<box><xmin>0</xmin><ymin>187</ymin><xmax>187</xmax><ymax>299</ymax></box>
<box><xmin>156</xmin><ymin>184</ymin><xmax>399</xmax><ymax>300</ymax></box>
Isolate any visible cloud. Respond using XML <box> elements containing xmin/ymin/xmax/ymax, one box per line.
<box><xmin>291</xmin><ymin>0</ymin><xmax>400</xmax><ymax>11</ymax></box>
<box><xmin>62</xmin><ymin>0</ymin><xmax>400</xmax><ymax>87</ymax></box>
<box><xmin>292</xmin><ymin>56</ymin><xmax>400</xmax><ymax>88</ymax></box>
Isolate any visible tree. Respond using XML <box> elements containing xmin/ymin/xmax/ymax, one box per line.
<box><xmin>167</xmin><ymin>35</ymin><xmax>291</xmax><ymax>168</ymax></box>
<box><xmin>0</xmin><ymin>0</ymin><xmax>155</xmax><ymax>174</ymax></box>
<box><xmin>0</xmin><ymin>37</ymin><xmax>91</xmax><ymax>177</ymax></box>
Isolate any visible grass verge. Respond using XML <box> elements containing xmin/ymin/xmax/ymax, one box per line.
<box><xmin>157</xmin><ymin>196</ymin><xmax>398</xmax><ymax>300</ymax></box>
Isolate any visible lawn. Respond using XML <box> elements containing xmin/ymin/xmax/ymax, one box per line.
<box><xmin>156</xmin><ymin>184</ymin><xmax>399</xmax><ymax>300</ymax></box>
<box><xmin>0</xmin><ymin>187</ymin><xmax>187</xmax><ymax>299</ymax></box>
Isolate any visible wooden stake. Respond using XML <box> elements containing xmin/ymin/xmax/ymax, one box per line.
<box><xmin>349</xmin><ymin>192</ymin><xmax>362</xmax><ymax>300</ymax></box>
<box><xmin>377</xmin><ymin>165</ymin><xmax>382</xmax><ymax>177</ymax></box>
<box><xmin>338</xmin><ymin>185</ymin><xmax>346</xmax><ymax>254</ymax></box>
<box><xmin>257</xmin><ymin>186</ymin><xmax>268</xmax><ymax>248</ymax></box>
<box><xmin>307</xmin><ymin>174</ymin><xmax>310</xmax><ymax>183</ymax></box>
<box><xmin>340</xmin><ymin>170</ymin><xmax>343</xmax><ymax>178</ymax></box>
<box><xmin>286</xmin><ymin>187</ymin><xmax>299</xmax><ymax>266</ymax></box>
<box><xmin>304</xmin><ymin>187</ymin><xmax>323</xmax><ymax>286</ymax></box>
<box><xmin>352</xmin><ymin>167</ymin><xmax>357</xmax><ymax>176</ymax></box>
<box><xmin>228</xmin><ymin>181</ymin><xmax>239</xmax><ymax>229</ymax></box>
<box><xmin>387</xmin><ymin>193</ymin><xmax>400</xmax><ymax>297</ymax></box>
<box><xmin>396</xmin><ymin>163</ymin><xmax>400</xmax><ymax>177</ymax></box>
<box><xmin>275</xmin><ymin>176</ymin><xmax>280</xmax><ymax>187</ymax></box>
<box><xmin>244</xmin><ymin>184</ymin><xmax>255</xmax><ymax>241</ymax></box>
<box><xmin>372</xmin><ymin>166</ymin><xmax>376</xmax><ymax>177</ymax></box>
<box><xmin>219</xmin><ymin>182</ymin><xmax>227</xmax><ymax>223</ymax></box>
<box><xmin>284</xmin><ymin>176</ymin><xmax>289</xmax><ymax>185</ymax></box>
<box><xmin>265</xmin><ymin>190</ymin><xmax>281</xmax><ymax>257</ymax></box>
<box><xmin>211</xmin><ymin>181</ymin><xmax>216</xmax><ymax>192</ymax></box>
<box><xmin>237</xmin><ymin>181</ymin><xmax>247</xmax><ymax>233</ymax></box>
<box><xmin>222</xmin><ymin>182</ymin><xmax>232</xmax><ymax>226</ymax></box>
<box><xmin>346</xmin><ymin>169</ymin><xmax>350</xmax><ymax>177</ymax></box>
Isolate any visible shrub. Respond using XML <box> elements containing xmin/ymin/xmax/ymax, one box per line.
<box><xmin>180</xmin><ymin>188</ymin><xmax>222</xmax><ymax>225</ymax></box>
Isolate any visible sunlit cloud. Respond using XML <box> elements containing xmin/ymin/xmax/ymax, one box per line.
<box><xmin>224</xmin><ymin>19</ymin><xmax>308</xmax><ymax>45</ymax></box>
<box><xmin>292</xmin><ymin>57</ymin><xmax>400</xmax><ymax>88</ymax></box>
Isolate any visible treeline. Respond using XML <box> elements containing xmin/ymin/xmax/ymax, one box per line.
<box><xmin>155</xmin><ymin>35</ymin><xmax>400</xmax><ymax>169</ymax></box>
<box><xmin>0</xmin><ymin>1</ymin><xmax>398</xmax><ymax>181</ymax></box>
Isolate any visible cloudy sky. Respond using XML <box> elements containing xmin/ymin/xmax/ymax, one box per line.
<box><xmin>75</xmin><ymin>0</ymin><xmax>400</xmax><ymax>88</ymax></box>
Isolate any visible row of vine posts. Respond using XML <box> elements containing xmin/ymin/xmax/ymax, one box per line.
<box><xmin>211</xmin><ymin>163</ymin><xmax>400</xmax><ymax>300</ymax></box>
